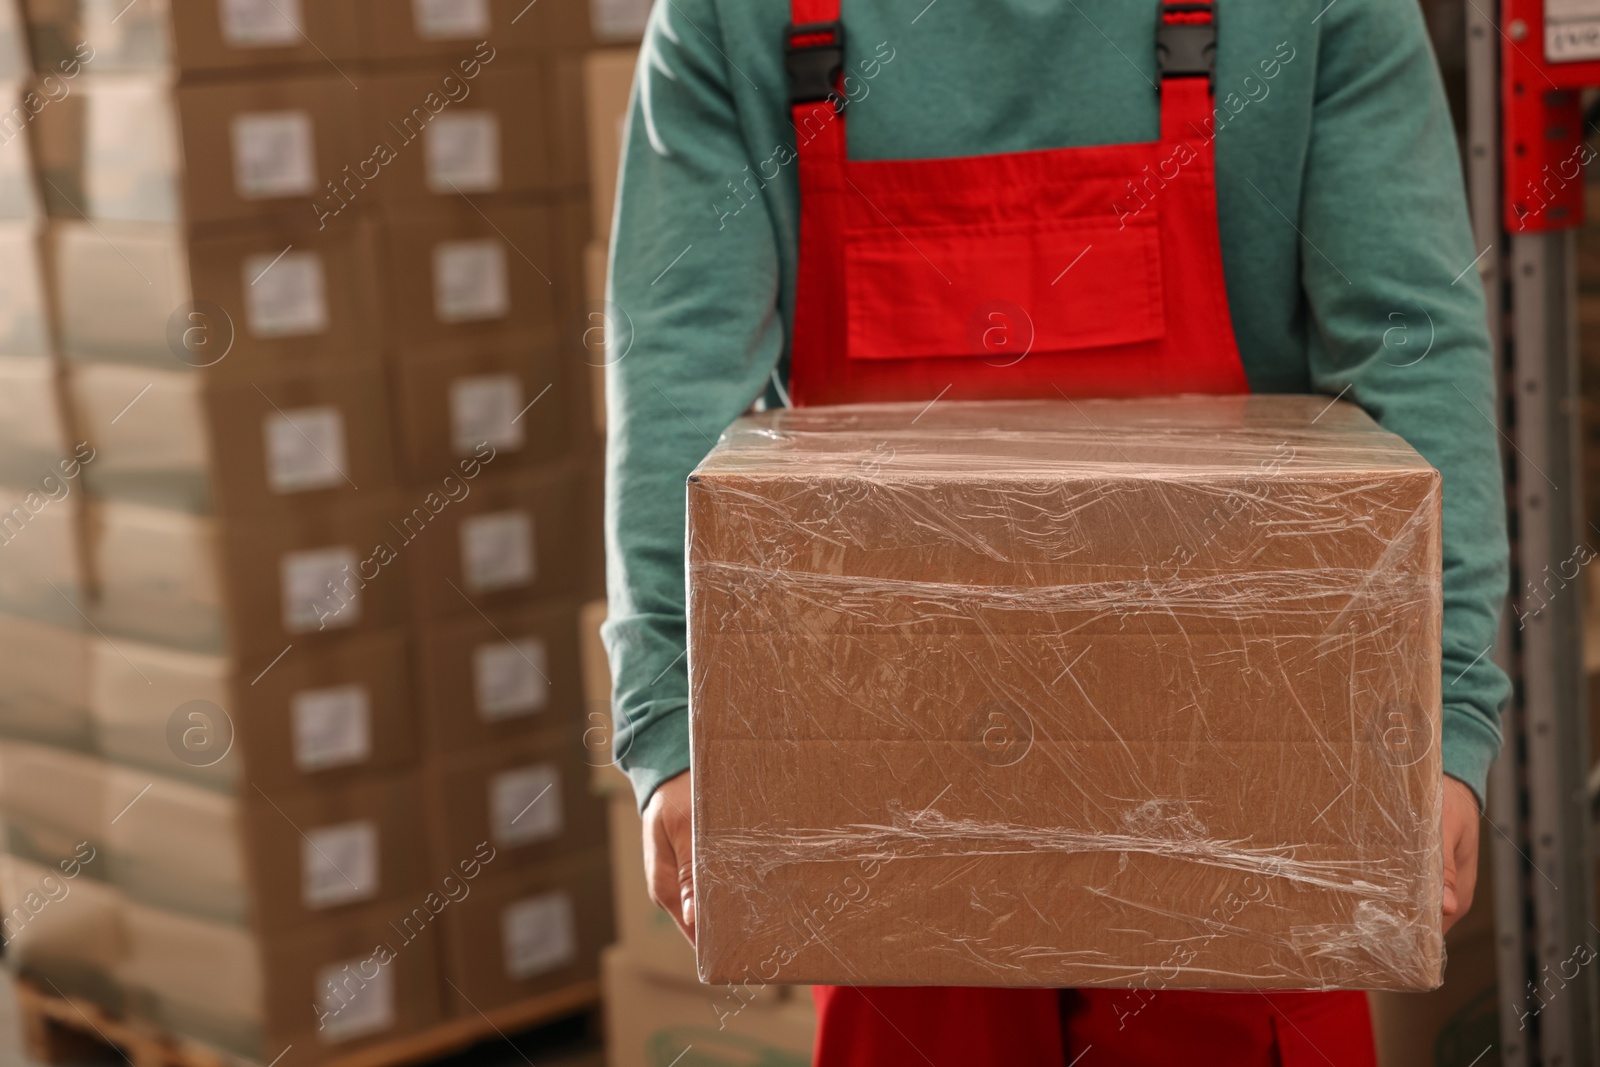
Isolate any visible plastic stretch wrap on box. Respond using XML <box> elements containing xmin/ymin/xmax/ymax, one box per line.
<box><xmin>686</xmin><ymin>396</ymin><xmax>1444</xmax><ymax>991</ymax></box>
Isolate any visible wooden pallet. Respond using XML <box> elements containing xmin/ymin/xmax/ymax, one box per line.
<box><xmin>16</xmin><ymin>978</ymin><xmax>602</xmax><ymax>1067</ymax></box>
<box><xmin>16</xmin><ymin>979</ymin><xmax>238</xmax><ymax>1067</ymax></box>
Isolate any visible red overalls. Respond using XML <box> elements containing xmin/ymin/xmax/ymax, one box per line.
<box><xmin>781</xmin><ymin>2</ymin><xmax>1378</xmax><ymax>1064</ymax></box>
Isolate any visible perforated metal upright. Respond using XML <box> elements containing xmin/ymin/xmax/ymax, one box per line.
<box><xmin>1466</xmin><ymin>1</ymin><xmax>1600</xmax><ymax>1063</ymax></box>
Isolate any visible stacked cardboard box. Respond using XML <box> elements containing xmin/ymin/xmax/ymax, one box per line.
<box><xmin>579</xmin><ymin>603</ymin><xmax>817</xmax><ymax>1067</ymax></box>
<box><xmin>0</xmin><ymin>2</ymin><xmax>610</xmax><ymax>1062</ymax></box>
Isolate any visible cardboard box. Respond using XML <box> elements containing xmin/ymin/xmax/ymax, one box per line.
<box><xmin>589</xmin><ymin>0</ymin><xmax>652</xmax><ymax>44</ymax></box>
<box><xmin>359</xmin><ymin>0</ymin><xmax>589</xmax><ymax>61</ymax></box>
<box><xmin>242</xmin><ymin>771</ymin><xmax>431</xmax><ymax>936</ymax></box>
<box><xmin>606</xmin><ymin>793</ymin><xmax>699</xmax><ymax>983</ymax></box>
<box><xmin>87</xmin><ymin>499</ymin><xmax>225</xmax><ymax>650</ymax></box>
<box><xmin>687</xmin><ymin>397</ymin><xmax>1445</xmax><ymax>990</ymax></box>
<box><xmin>220</xmin><ymin>494</ymin><xmax>416</xmax><ymax>658</ymax></box>
<box><xmin>22</xmin><ymin>0</ymin><xmax>363</xmax><ymax>77</ymax></box>
<box><xmin>104</xmin><ymin>763</ymin><xmax>246</xmax><ymax>923</ymax></box>
<box><xmin>426</xmin><ymin>726</ymin><xmax>608</xmax><ymax>876</ymax></box>
<box><xmin>0</xmin><ymin>356</ymin><xmax>72</xmax><ymax>484</ymax></box>
<box><xmin>0</xmin><ymin>613</ymin><xmax>91</xmax><ymax>748</ymax></box>
<box><xmin>87</xmin><ymin>494</ymin><xmax>414</xmax><ymax>657</ymax></box>
<box><xmin>73</xmin><ymin>362</ymin><xmax>396</xmax><ymax>516</ymax></box>
<box><xmin>579</xmin><ymin>598</ymin><xmax>630</xmax><ymax>796</ymax></box>
<box><xmin>51</xmin><ymin>72</ymin><xmax>361</xmax><ymax>226</ymax></box>
<box><xmin>582</xmin><ymin>49</ymin><xmax>634</xmax><ymax>242</ymax></box>
<box><xmin>403</xmin><ymin>464</ymin><xmax>582</xmax><ymax>622</ymax></box>
<box><xmin>0</xmin><ymin>852</ymin><xmax>126</xmax><ymax>1005</ymax></box>
<box><xmin>583</xmin><ymin>238</ymin><xmax>607</xmax><ymax>436</ymax></box>
<box><xmin>415</xmin><ymin>597</ymin><xmax>581</xmax><ymax>754</ymax></box>
<box><xmin>52</xmin><ymin>217</ymin><xmax>381</xmax><ymax>373</ymax></box>
<box><xmin>0</xmin><ymin>80</ymin><xmax>41</xmax><ymax>217</ymax></box>
<box><xmin>89</xmin><ymin>629</ymin><xmax>420</xmax><ymax>794</ymax></box>
<box><xmin>438</xmin><ymin>847</ymin><xmax>612</xmax><ymax>1017</ymax></box>
<box><xmin>602</xmin><ymin>946</ymin><xmax>816</xmax><ymax>1067</ymax></box>
<box><xmin>359</xmin><ymin>65</ymin><xmax>552</xmax><ymax>203</ymax></box>
<box><xmin>117</xmin><ymin>896</ymin><xmax>444</xmax><ymax>1066</ymax></box>
<box><xmin>377</xmin><ymin>200</ymin><xmax>557</xmax><ymax>349</ymax></box>
<box><xmin>0</xmin><ymin>220</ymin><xmax>50</xmax><ymax>355</ymax></box>
<box><xmin>0</xmin><ymin>1</ymin><xmax>26</xmax><ymax>81</ymax></box>
<box><xmin>0</xmin><ymin>480</ymin><xmax>86</xmax><ymax>623</ymax></box>
<box><xmin>391</xmin><ymin>333</ymin><xmax>571</xmax><ymax>485</ymax></box>
<box><xmin>546</xmin><ymin>58</ymin><xmax>588</xmax><ymax>191</ymax></box>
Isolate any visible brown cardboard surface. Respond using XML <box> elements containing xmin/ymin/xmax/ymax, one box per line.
<box><xmin>602</xmin><ymin>946</ymin><xmax>816</xmax><ymax>1067</ymax></box>
<box><xmin>235</xmin><ymin>629</ymin><xmax>421</xmax><ymax>792</ymax></box>
<box><xmin>578</xmin><ymin>598</ymin><xmax>630</xmax><ymax>796</ymax></box>
<box><xmin>415</xmin><ymin>597</ymin><xmax>582</xmax><ymax>754</ymax></box>
<box><xmin>202</xmin><ymin>363</ymin><xmax>397</xmax><ymax>516</ymax></box>
<box><xmin>357</xmin><ymin>65</ymin><xmax>552</xmax><ymax>203</ymax></box>
<box><xmin>219</xmin><ymin>494</ymin><xmax>414</xmax><ymax>659</ymax></box>
<box><xmin>261</xmin><ymin>899</ymin><xmax>444</xmax><ymax>1060</ymax></box>
<box><xmin>425</xmin><ymin>726</ymin><xmax>608</xmax><ymax>875</ymax></box>
<box><xmin>549</xmin><ymin>188</ymin><xmax>587</xmax><ymax>333</ymax></box>
<box><xmin>403</xmin><ymin>463</ymin><xmax>582</xmax><ymax>622</ymax></box>
<box><xmin>23</xmin><ymin>0</ymin><xmax>363</xmax><ymax>76</ymax></box>
<box><xmin>242</xmin><ymin>771</ymin><xmax>431</xmax><ymax>937</ymax></box>
<box><xmin>606</xmin><ymin>793</ymin><xmax>701</xmax><ymax>984</ymax></box>
<box><xmin>359</xmin><ymin>0</ymin><xmax>590</xmax><ymax>61</ymax></box>
<box><xmin>547</xmin><ymin>56</ymin><xmax>589</xmax><ymax>191</ymax></box>
<box><xmin>0</xmin><ymin>221</ymin><xmax>50</xmax><ymax>356</ymax></box>
<box><xmin>582</xmin><ymin>49</ymin><xmax>635</xmax><ymax>242</ymax></box>
<box><xmin>171</xmin><ymin>75</ymin><xmax>360</xmax><ymax>227</ymax></box>
<box><xmin>51</xmin><ymin>217</ymin><xmax>380</xmax><ymax>374</ymax></box>
<box><xmin>437</xmin><ymin>847</ymin><xmax>612</xmax><ymax>1017</ymax></box>
<box><xmin>581</xmin><ymin>239</ymin><xmax>607</xmax><ymax>437</ymax></box>
<box><xmin>377</xmin><ymin>200</ymin><xmax>557</xmax><ymax>348</ymax></box>
<box><xmin>687</xmin><ymin>397</ymin><xmax>1445</xmax><ymax>991</ymax></box>
<box><xmin>391</xmin><ymin>333</ymin><xmax>570</xmax><ymax>485</ymax></box>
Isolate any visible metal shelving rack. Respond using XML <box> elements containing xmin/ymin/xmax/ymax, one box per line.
<box><xmin>1466</xmin><ymin>1</ymin><xmax>1600</xmax><ymax>1063</ymax></box>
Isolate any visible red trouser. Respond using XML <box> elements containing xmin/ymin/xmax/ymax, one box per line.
<box><xmin>812</xmin><ymin>986</ymin><xmax>1378</xmax><ymax>1066</ymax></box>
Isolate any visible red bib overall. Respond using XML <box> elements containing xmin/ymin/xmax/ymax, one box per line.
<box><xmin>782</xmin><ymin>2</ymin><xmax>1378</xmax><ymax>1063</ymax></box>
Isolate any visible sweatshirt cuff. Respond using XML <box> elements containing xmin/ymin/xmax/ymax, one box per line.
<box><xmin>1442</xmin><ymin>704</ymin><xmax>1501</xmax><ymax>809</ymax></box>
<box><xmin>621</xmin><ymin>709</ymin><xmax>692</xmax><ymax>814</ymax></box>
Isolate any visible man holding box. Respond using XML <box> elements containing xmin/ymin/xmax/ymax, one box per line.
<box><xmin>602</xmin><ymin>1</ymin><xmax>1507</xmax><ymax>1063</ymax></box>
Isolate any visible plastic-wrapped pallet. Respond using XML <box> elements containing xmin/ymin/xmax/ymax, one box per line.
<box><xmin>686</xmin><ymin>396</ymin><xmax>1445</xmax><ymax>991</ymax></box>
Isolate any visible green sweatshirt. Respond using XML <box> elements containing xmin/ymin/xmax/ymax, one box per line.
<box><xmin>602</xmin><ymin>0</ymin><xmax>1510</xmax><ymax>811</ymax></box>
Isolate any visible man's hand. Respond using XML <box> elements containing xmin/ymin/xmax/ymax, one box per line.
<box><xmin>644</xmin><ymin>770</ymin><xmax>696</xmax><ymax>944</ymax></box>
<box><xmin>1442</xmin><ymin>775</ymin><xmax>1480</xmax><ymax>935</ymax></box>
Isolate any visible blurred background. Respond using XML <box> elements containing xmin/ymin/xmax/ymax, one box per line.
<box><xmin>0</xmin><ymin>1</ymin><xmax>816</xmax><ymax>1065</ymax></box>
<box><xmin>0</xmin><ymin>1</ymin><xmax>1587</xmax><ymax>1066</ymax></box>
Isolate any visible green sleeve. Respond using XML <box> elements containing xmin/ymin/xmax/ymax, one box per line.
<box><xmin>1296</xmin><ymin>0</ymin><xmax>1510</xmax><ymax>803</ymax></box>
<box><xmin>601</xmin><ymin>0</ymin><xmax>784</xmax><ymax>810</ymax></box>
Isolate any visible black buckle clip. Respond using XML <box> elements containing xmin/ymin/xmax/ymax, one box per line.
<box><xmin>786</xmin><ymin>20</ymin><xmax>845</xmax><ymax>106</ymax></box>
<box><xmin>1157</xmin><ymin>2</ymin><xmax>1216</xmax><ymax>88</ymax></box>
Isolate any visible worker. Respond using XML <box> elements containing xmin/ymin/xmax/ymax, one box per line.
<box><xmin>600</xmin><ymin>1</ymin><xmax>1507</xmax><ymax>1064</ymax></box>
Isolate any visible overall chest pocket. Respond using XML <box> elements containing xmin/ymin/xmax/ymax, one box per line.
<box><xmin>843</xmin><ymin>214</ymin><xmax>1165</xmax><ymax>361</ymax></box>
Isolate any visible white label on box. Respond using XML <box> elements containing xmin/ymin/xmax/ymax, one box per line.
<box><xmin>264</xmin><ymin>406</ymin><xmax>348</xmax><ymax>492</ymax></box>
<box><xmin>591</xmin><ymin>0</ymin><xmax>652</xmax><ymax>41</ymax></box>
<box><xmin>243</xmin><ymin>250</ymin><xmax>329</xmax><ymax>337</ymax></box>
<box><xmin>459</xmin><ymin>510</ymin><xmax>534</xmax><ymax>592</ymax></box>
<box><xmin>220</xmin><ymin>0</ymin><xmax>304</xmax><ymax>46</ymax></box>
<box><xmin>490</xmin><ymin>763</ymin><xmax>563</xmax><ymax>847</ymax></box>
<box><xmin>450</xmin><ymin>374</ymin><xmax>525</xmax><ymax>454</ymax></box>
<box><xmin>473</xmin><ymin>638</ymin><xmax>549</xmax><ymax>721</ymax></box>
<box><xmin>426</xmin><ymin>112</ymin><xmax>502</xmax><ymax>193</ymax></box>
<box><xmin>293</xmin><ymin>684</ymin><xmax>372</xmax><ymax>771</ymax></box>
<box><xmin>502</xmin><ymin>892</ymin><xmax>577</xmax><ymax>979</ymax></box>
<box><xmin>433</xmin><ymin>240</ymin><xmax>509</xmax><ymax>323</ymax></box>
<box><xmin>282</xmin><ymin>546</ymin><xmax>360</xmax><ymax>633</ymax></box>
<box><xmin>302</xmin><ymin>820</ymin><xmax>379</xmax><ymax>908</ymax></box>
<box><xmin>231</xmin><ymin>111</ymin><xmax>316</xmax><ymax>199</ymax></box>
<box><xmin>412</xmin><ymin>0</ymin><xmax>491</xmax><ymax>39</ymax></box>
<box><xmin>316</xmin><ymin>955</ymin><xmax>395</xmax><ymax>1044</ymax></box>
